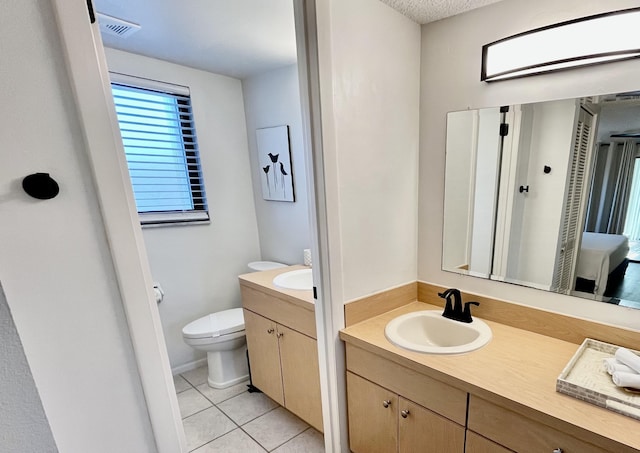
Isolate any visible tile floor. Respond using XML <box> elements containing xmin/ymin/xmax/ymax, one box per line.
<box><xmin>174</xmin><ymin>366</ymin><xmax>325</xmax><ymax>452</ymax></box>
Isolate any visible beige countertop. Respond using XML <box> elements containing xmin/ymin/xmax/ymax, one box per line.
<box><xmin>340</xmin><ymin>301</ymin><xmax>640</xmax><ymax>451</ymax></box>
<box><xmin>238</xmin><ymin>265</ymin><xmax>314</xmax><ymax>308</ymax></box>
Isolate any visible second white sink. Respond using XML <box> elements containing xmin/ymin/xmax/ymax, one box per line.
<box><xmin>273</xmin><ymin>269</ymin><xmax>313</xmax><ymax>291</ymax></box>
<box><xmin>385</xmin><ymin>310</ymin><xmax>492</xmax><ymax>354</ymax></box>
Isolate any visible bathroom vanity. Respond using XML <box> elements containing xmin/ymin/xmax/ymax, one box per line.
<box><xmin>340</xmin><ymin>296</ymin><xmax>640</xmax><ymax>453</ymax></box>
<box><xmin>238</xmin><ymin>266</ymin><xmax>323</xmax><ymax>432</ymax></box>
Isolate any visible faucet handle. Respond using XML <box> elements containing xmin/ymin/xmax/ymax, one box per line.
<box><xmin>461</xmin><ymin>301</ymin><xmax>480</xmax><ymax>323</ymax></box>
<box><xmin>439</xmin><ymin>288</ymin><xmax>457</xmax><ymax>319</ymax></box>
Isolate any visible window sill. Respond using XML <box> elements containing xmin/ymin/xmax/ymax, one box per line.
<box><xmin>139</xmin><ymin>211</ymin><xmax>210</xmax><ymax>228</ymax></box>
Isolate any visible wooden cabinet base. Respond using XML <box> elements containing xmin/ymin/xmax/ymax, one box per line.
<box><xmin>241</xmin><ymin>286</ymin><xmax>323</xmax><ymax>433</ymax></box>
<box><xmin>243</xmin><ymin>309</ymin><xmax>283</xmax><ymax>405</ymax></box>
<box><xmin>347</xmin><ymin>371</ymin><xmax>464</xmax><ymax>453</ymax></box>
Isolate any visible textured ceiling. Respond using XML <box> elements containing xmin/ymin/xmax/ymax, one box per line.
<box><xmin>94</xmin><ymin>0</ymin><xmax>504</xmax><ymax>79</ymax></box>
<box><xmin>378</xmin><ymin>0</ymin><xmax>505</xmax><ymax>24</ymax></box>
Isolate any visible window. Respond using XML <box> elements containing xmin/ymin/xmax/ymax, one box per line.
<box><xmin>110</xmin><ymin>73</ymin><xmax>209</xmax><ymax>225</ymax></box>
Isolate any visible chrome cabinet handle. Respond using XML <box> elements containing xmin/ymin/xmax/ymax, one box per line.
<box><xmin>276</xmin><ymin>332</ymin><xmax>284</xmax><ymax>338</ymax></box>
<box><xmin>552</xmin><ymin>449</ymin><xmax>563</xmax><ymax>453</ymax></box>
<box><xmin>382</xmin><ymin>400</ymin><xmax>391</xmax><ymax>408</ymax></box>
<box><xmin>400</xmin><ymin>409</ymin><xmax>410</xmax><ymax>418</ymax></box>
<box><xmin>267</xmin><ymin>328</ymin><xmax>274</xmax><ymax>334</ymax></box>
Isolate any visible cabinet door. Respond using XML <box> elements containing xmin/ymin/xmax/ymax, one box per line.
<box><xmin>398</xmin><ymin>397</ymin><xmax>465</xmax><ymax>453</ymax></box>
<box><xmin>346</xmin><ymin>372</ymin><xmax>398</xmax><ymax>453</ymax></box>
<box><xmin>466</xmin><ymin>431</ymin><xmax>513</xmax><ymax>453</ymax></box>
<box><xmin>243</xmin><ymin>309</ymin><xmax>284</xmax><ymax>405</ymax></box>
<box><xmin>278</xmin><ymin>324</ymin><xmax>324</xmax><ymax>432</ymax></box>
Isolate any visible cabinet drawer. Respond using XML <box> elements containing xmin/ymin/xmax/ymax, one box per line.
<box><xmin>345</xmin><ymin>344</ymin><xmax>467</xmax><ymax>425</ymax></box>
<box><xmin>466</xmin><ymin>431</ymin><xmax>513</xmax><ymax>453</ymax></box>
<box><xmin>241</xmin><ymin>285</ymin><xmax>316</xmax><ymax>338</ymax></box>
<box><xmin>468</xmin><ymin>396</ymin><xmax>608</xmax><ymax>453</ymax></box>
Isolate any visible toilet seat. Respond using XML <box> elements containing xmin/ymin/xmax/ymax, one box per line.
<box><xmin>182</xmin><ymin>308</ymin><xmax>244</xmax><ymax>340</ymax></box>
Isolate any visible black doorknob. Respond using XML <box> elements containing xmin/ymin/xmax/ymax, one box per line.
<box><xmin>22</xmin><ymin>173</ymin><xmax>59</xmax><ymax>200</ymax></box>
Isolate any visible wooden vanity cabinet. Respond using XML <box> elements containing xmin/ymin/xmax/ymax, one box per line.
<box><xmin>278</xmin><ymin>323</ymin><xmax>323</xmax><ymax>430</ymax></box>
<box><xmin>345</xmin><ymin>345</ymin><xmax>467</xmax><ymax>453</ymax></box>
<box><xmin>241</xmin><ymin>284</ymin><xmax>323</xmax><ymax>432</ymax></box>
<box><xmin>242</xmin><ymin>309</ymin><xmax>284</xmax><ymax>404</ymax></box>
<box><xmin>467</xmin><ymin>396</ymin><xmax>610</xmax><ymax>453</ymax></box>
<box><xmin>346</xmin><ymin>372</ymin><xmax>397</xmax><ymax>453</ymax></box>
<box><xmin>346</xmin><ymin>372</ymin><xmax>465</xmax><ymax>453</ymax></box>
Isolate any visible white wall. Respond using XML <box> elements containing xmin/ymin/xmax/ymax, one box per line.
<box><xmin>104</xmin><ymin>48</ymin><xmax>261</xmax><ymax>369</ymax></box>
<box><xmin>0</xmin><ymin>1</ymin><xmax>157</xmax><ymax>451</ymax></box>
<box><xmin>242</xmin><ymin>64</ymin><xmax>311</xmax><ymax>265</ymax></box>
<box><xmin>319</xmin><ymin>0</ymin><xmax>421</xmax><ymax>303</ymax></box>
<box><xmin>419</xmin><ymin>0</ymin><xmax>640</xmax><ymax>329</ymax></box>
<box><xmin>0</xmin><ymin>285</ymin><xmax>57</xmax><ymax>452</ymax></box>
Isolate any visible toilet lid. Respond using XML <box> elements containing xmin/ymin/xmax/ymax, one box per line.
<box><xmin>182</xmin><ymin>308</ymin><xmax>245</xmax><ymax>339</ymax></box>
<box><xmin>248</xmin><ymin>261</ymin><xmax>286</xmax><ymax>271</ymax></box>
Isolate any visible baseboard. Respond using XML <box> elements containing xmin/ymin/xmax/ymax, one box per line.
<box><xmin>171</xmin><ymin>358</ymin><xmax>207</xmax><ymax>376</ymax></box>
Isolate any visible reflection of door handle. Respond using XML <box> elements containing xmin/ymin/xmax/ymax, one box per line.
<box><xmin>519</xmin><ymin>185</ymin><xmax>529</xmax><ymax>193</ymax></box>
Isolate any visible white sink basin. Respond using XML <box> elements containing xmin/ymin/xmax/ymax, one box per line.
<box><xmin>385</xmin><ymin>310</ymin><xmax>492</xmax><ymax>354</ymax></box>
<box><xmin>273</xmin><ymin>269</ymin><xmax>313</xmax><ymax>291</ymax></box>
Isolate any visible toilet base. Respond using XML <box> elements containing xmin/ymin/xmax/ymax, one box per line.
<box><xmin>207</xmin><ymin>374</ymin><xmax>249</xmax><ymax>389</ymax></box>
<box><xmin>205</xmin><ymin>344</ymin><xmax>249</xmax><ymax>389</ymax></box>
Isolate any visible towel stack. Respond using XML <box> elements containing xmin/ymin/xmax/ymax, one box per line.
<box><xmin>603</xmin><ymin>348</ymin><xmax>640</xmax><ymax>389</ymax></box>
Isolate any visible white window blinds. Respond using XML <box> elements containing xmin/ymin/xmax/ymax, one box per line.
<box><xmin>110</xmin><ymin>73</ymin><xmax>209</xmax><ymax>225</ymax></box>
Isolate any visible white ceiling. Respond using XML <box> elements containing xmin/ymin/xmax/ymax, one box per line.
<box><xmin>94</xmin><ymin>0</ymin><xmax>504</xmax><ymax>80</ymax></box>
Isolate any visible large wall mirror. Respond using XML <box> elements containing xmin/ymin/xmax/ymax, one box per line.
<box><xmin>443</xmin><ymin>91</ymin><xmax>640</xmax><ymax>310</ymax></box>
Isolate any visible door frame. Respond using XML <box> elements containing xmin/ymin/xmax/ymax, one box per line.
<box><xmin>50</xmin><ymin>0</ymin><xmax>347</xmax><ymax>451</ymax></box>
<box><xmin>51</xmin><ymin>1</ymin><xmax>185</xmax><ymax>451</ymax></box>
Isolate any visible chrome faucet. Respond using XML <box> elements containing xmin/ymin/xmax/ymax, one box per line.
<box><xmin>438</xmin><ymin>288</ymin><xmax>479</xmax><ymax>323</ymax></box>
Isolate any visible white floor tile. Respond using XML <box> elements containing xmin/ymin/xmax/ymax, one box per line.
<box><xmin>242</xmin><ymin>407</ymin><xmax>308</xmax><ymax>452</ymax></box>
<box><xmin>177</xmin><ymin>388</ymin><xmax>213</xmax><ymax>419</ymax></box>
<box><xmin>217</xmin><ymin>391</ymin><xmax>278</xmax><ymax>425</ymax></box>
<box><xmin>191</xmin><ymin>428</ymin><xmax>266</xmax><ymax>453</ymax></box>
<box><xmin>182</xmin><ymin>406</ymin><xmax>236</xmax><ymax>451</ymax></box>
<box><xmin>272</xmin><ymin>428</ymin><xmax>325</xmax><ymax>453</ymax></box>
<box><xmin>181</xmin><ymin>366</ymin><xmax>209</xmax><ymax>387</ymax></box>
<box><xmin>196</xmin><ymin>380</ymin><xmax>249</xmax><ymax>404</ymax></box>
<box><xmin>173</xmin><ymin>374</ymin><xmax>192</xmax><ymax>394</ymax></box>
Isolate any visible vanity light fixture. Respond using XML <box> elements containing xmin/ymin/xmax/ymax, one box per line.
<box><xmin>481</xmin><ymin>7</ymin><xmax>640</xmax><ymax>82</ymax></box>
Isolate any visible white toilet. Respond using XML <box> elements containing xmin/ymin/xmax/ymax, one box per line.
<box><xmin>181</xmin><ymin>261</ymin><xmax>285</xmax><ymax>388</ymax></box>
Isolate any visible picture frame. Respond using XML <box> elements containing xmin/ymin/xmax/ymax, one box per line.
<box><xmin>256</xmin><ymin>125</ymin><xmax>295</xmax><ymax>202</ymax></box>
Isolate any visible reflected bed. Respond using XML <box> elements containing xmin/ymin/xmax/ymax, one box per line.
<box><xmin>575</xmin><ymin>232</ymin><xmax>629</xmax><ymax>297</ymax></box>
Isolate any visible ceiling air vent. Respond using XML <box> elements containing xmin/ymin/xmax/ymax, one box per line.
<box><xmin>97</xmin><ymin>12</ymin><xmax>141</xmax><ymax>38</ymax></box>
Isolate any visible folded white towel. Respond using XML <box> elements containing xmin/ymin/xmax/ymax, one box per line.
<box><xmin>603</xmin><ymin>357</ymin><xmax>636</xmax><ymax>375</ymax></box>
<box><xmin>612</xmin><ymin>371</ymin><xmax>640</xmax><ymax>389</ymax></box>
<box><xmin>615</xmin><ymin>348</ymin><xmax>640</xmax><ymax>374</ymax></box>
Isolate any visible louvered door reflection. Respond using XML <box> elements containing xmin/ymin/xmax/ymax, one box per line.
<box><xmin>553</xmin><ymin>106</ymin><xmax>594</xmax><ymax>293</ymax></box>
